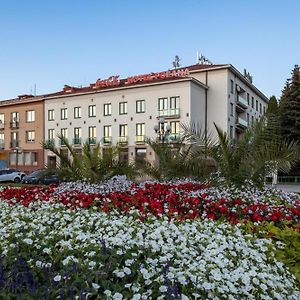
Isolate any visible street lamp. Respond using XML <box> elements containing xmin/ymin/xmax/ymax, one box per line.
<box><xmin>153</xmin><ymin>117</ymin><xmax>171</xmax><ymax>144</ymax></box>
<box><xmin>14</xmin><ymin>147</ymin><xmax>22</xmax><ymax>170</ymax></box>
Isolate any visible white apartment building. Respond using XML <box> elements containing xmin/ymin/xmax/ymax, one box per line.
<box><xmin>43</xmin><ymin>63</ymin><xmax>268</xmax><ymax>166</ymax></box>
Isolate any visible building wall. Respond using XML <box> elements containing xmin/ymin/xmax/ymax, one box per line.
<box><xmin>44</xmin><ymin>80</ymin><xmax>204</xmax><ymax>165</ymax></box>
<box><xmin>0</xmin><ymin>99</ymin><xmax>44</xmax><ymax>172</ymax></box>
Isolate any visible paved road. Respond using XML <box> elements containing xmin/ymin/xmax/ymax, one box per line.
<box><xmin>266</xmin><ymin>184</ymin><xmax>300</xmax><ymax>193</ymax></box>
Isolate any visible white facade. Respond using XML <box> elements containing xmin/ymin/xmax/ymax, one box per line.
<box><xmin>43</xmin><ymin>64</ymin><xmax>268</xmax><ymax>165</ymax></box>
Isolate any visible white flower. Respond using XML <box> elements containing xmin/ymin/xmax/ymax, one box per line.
<box><xmin>92</xmin><ymin>283</ymin><xmax>100</xmax><ymax>289</ymax></box>
<box><xmin>113</xmin><ymin>292</ymin><xmax>123</xmax><ymax>300</ymax></box>
<box><xmin>124</xmin><ymin>267</ymin><xmax>131</xmax><ymax>275</ymax></box>
<box><xmin>23</xmin><ymin>238</ymin><xmax>33</xmax><ymax>245</ymax></box>
<box><xmin>132</xmin><ymin>294</ymin><xmax>141</xmax><ymax>300</ymax></box>
<box><xmin>159</xmin><ymin>286</ymin><xmax>167</xmax><ymax>292</ymax></box>
<box><xmin>53</xmin><ymin>275</ymin><xmax>61</xmax><ymax>282</ymax></box>
<box><xmin>104</xmin><ymin>290</ymin><xmax>112</xmax><ymax>296</ymax></box>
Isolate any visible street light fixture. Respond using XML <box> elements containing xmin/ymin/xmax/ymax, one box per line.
<box><xmin>154</xmin><ymin>117</ymin><xmax>171</xmax><ymax>144</ymax></box>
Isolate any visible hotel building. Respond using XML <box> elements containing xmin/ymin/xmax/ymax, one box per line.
<box><xmin>0</xmin><ymin>63</ymin><xmax>268</xmax><ymax>171</ymax></box>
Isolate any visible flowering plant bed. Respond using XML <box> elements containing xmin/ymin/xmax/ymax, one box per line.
<box><xmin>0</xmin><ymin>180</ymin><xmax>299</xmax><ymax>298</ymax></box>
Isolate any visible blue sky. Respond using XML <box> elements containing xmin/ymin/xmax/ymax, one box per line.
<box><xmin>0</xmin><ymin>0</ymin><xmax>299</xmax><ymax>100</ymax></box>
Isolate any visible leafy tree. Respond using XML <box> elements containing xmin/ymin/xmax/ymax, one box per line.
<box><xmin>43</xmin><ymin>135</ymin><xmax>137</xmax><ymax>182</ymax></box>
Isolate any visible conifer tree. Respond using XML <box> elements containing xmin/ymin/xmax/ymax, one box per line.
<box><xmin>280</xmin><ymin>65</ymin><xmax>300</xmax><ymax>141</ymax></box>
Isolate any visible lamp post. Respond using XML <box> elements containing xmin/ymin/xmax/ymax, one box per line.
<box><xmin>153</xmin><ymin>117</ymin><xmax>171</xmax><ymax>144</ymax></box>
<box><xmin>14</xmin><ymin>147</ymin><xmax>22</xmax><ymax>170</ymax></box>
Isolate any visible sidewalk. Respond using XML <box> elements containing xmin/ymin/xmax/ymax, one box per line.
<box><xmin>266</xmin><ymin>184</ymin><xmax>300</xmax><ymax>193</ymax></box>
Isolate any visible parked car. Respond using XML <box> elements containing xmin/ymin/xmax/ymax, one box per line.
<box><xmin>0</xmin><ymin>169</ymin><xmax>26</xmax><ymax>183</ymax></box>
<box><xmin>22</xmin><ymin>169</ymin><xmax>60</xmax><ymax>185</ymax></box>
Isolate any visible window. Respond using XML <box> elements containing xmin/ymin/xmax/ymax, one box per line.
<box><xmin>119</xmin><ymin>102</ymin><xmax>128</xmax><ymax>115</ymax></box>
<box><xmin>61</xmin><ymin>108</ymin><xmax>68</xmax><ymax>120</ymax></box>
<box><xmin>73</xmin><ymin>127</ymin><xmax>81</xmax><ymax>144</ymax></box>
<box><xmin>247</xmin><ymin>93</ymin><xmax>250</xmax><ymax>105</ymax></box>
<box><xmin>158</xmin><ymin>97</ymin><xmax>180</xmax><ymax>116</ymax></box>
<box><xmin>251</xmin><ymin>116</ymin><xmax>254</xmax><ymax>124</ymax></box>
<box><xmin>32</xmin><ymin>152</ymin><xmax>38</xmax><ymax>166</ymax></box>
<box><xmin>247</xmin><ymin>113</ymin><xmax>250</xmax><ymax>125</ymax></box>
<box><xmin>104</xmin><ymin>103</ymin><xmax>112</xmax><ymax>116</ymax></box>
<box><xmin>26</xmin><ymin>131</ymin><xmax>35</xmax><ymax>143</ymax></box>
<box><xmin>60</xmin><ymin>128</ymin><xmax>68</xmax><ymax>145</ymax></box>
<box><xmin>259</xmin><ymin>103</ymin><xmax>262</xmax><ymax>114</ymax></box>
<box><xmin>0</xmin><ymin>133</ymin><xmax>4</xmax><ymax>149</ymax></box>
<box><xmin>230</xmin><ymin>80</ymin><xmax>234</xmax><ymax>94</ymax></box>
<box><xmin>11</xmin><ymin>132</ymin><xmax>19</xmax><ymax>148</ymax></box>
<box><xmin>256</xmin><ymin>100</ymin><xmax>258</xmax><ymax>111</ymax></box>
<box><xmin>0</xmin><ymin>113</ymin><xmax>4</xmax><ymax>128</ymax></box>
<box><xmin>170</xmin><ymin>97</ymin><xmax>180</xmax><ymax>115</ymax></box>
<box><xmin>119</xmin><ymin>124</ymin><xmax>128</xmax><ymax>143</ymax></box>
<box><xmin>136</xmin><ymin>123</ymin><xmax>145</xmax><ymax>143</ymax></box>
<box><xmin>170</xmin><ymin>121</ymin><xmax>180</xmax><ymax>142</ymax></box>
<box><xmin>48</xmin><ymin>129</ymin><xmax>55</xmax><ymax>141</ymax></box>
<box><xmin>136</xmin><ymin>100</ymin><xmax>145</xmax><ymax>113</ymax></box>
<box><xmin>10</xmin><ymin>112</ymin><xmax>19</xmax><ymax>128</ymax></box>
<box><xmin>74</xmin><ymin>107</ymin><xmax>81</xmax><ymax>119</ymax></box>
<box><xmin>9</xmin><ymin>153</ymin><xmax>16</xmax><ymax>165</ymax></box>
<box><xmin>230</xmin><ymin>103</ymin><xmax>234</xmax><ymax>116</ymax></box>
<box><xmin>103</xmin><ymin>125</ymin><xmax>112</xmax><ymax>144</ymax></box>
<box><xmin>89</xmin><ymin>105</ymin><xmax>96</xmax><ymax>117</ymax></box>
<box><xmin>251</xmin><ymin>97</ymin><xmax>254</xmax><ymax>109</ymax></box>
<box><xmin>26</xmin><ymin>110</ymin><xmax>35</xmax><ymax>122</ymax></box>
<box><xmin>48</xmin><ymin>109</ymin><xmax>55</xmax><ymax>121</ymax></box>
<box><xmin>263</xmin><ymin>106</ymin><xmax>266</xmax><ymax>114</ymax></box>
<box><xmin>88</xmin><ymin>126</ymin><xmax>96</xmax><ymax>144</ymax></box>
<box><xmin>230</xmin><ymin>126</ymin><xmax>233</xmax><ymax>139</ymax></box>
<box><xmin>24</xmin><ymin>152</ymin><xmax>31</xmax><ymax>166</ymax></box>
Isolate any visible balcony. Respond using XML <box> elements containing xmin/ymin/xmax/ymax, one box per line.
<box><xmin>118</xmin><ymin>136</ymin><xmax>128</xmax><ymax>145</ymax></box>
<box><xmin>10</xmin><ymin>140</ymin><xmax>19</xmax><ymax>148</ymax></box>
<box><xmin>135</xmin><ymin>135</ymin><xmax>145</xmax><ymax>144</ymax></box>
<box><xmin>73</xmin><ymin>138</ymin><xmax>82</xmax><ymax>146</ymax></box>
<box><xmin>60</xmin><ymin>139</ymin><xmax>67</xmax><ymax>146</ymax></box>
<box><xmin>103</xmin><ymin>136</ymin><xmax>112</xmax><ymax>145</ymax></box>
<box><xmin>169</xmin><ymin>133</ymin><xmax>181</xmax><ymax>143</ymax></box>
<box><xmin>158</xmin><ymin>108</ymin><xmax>180</xmax><ymax>118</ymax></box>
<box><xmin>10</xmin><ymin>121</ymin><xmax>19</xmax><ymax>129</ymax></box>
<box><xmin>236</xmin><ymin>117</ymin><xmax>248</xmax><ymax>129</ymax></box>
<box><xmin>88</xmin><ymin>137</ymin><xmax>97</xmax><ymax>145</ymax></box>
<box><xmin>236</xmin><ymin>96</ymin><xmax>248</xmax><ymax>112</ymax></box>
<box><xmin>46</xmin><ymin>139</ymin><xmax>55</xmax><ymax>146</ymax></box>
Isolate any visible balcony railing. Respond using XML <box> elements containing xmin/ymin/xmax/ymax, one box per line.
<box><xmin>169</xmin><ymin>133</ymin><xmax>181</xmax><ymax>143</ymax></box>
<box><xmin>60</xmin><ymin>139</ymin><xmax>67</xmax><ymax>146</ymax></box>
<box><xmin>118</xmin><ymin>136</ymin><xmax>128</xmax><ymax>145</ymax></box>
<box><xmin>236</xmin><ymin>117</ymin><xmax>248</xmax><ymax>128</ymax></box>
<box><xmin>73</xmin><ymin>138</ymin><xmax>82</xmax><ymax>145</ymax></box>
<box><xmin>88</xmin><ymin>137</ymin><xmax>97</xmax><ymax>145</ymax></box>
<box><xmin>10</xmin><ymin>121</ymin><xmax>19</xmax><ymax>129</ymax></box>
<box><xmin>236</xmin><ymin>96</ymin><xmax>248</xmax><ymax>109</ymax></box>
<box><xmin>158</xmin><ymin>108</ymin><xmax>180</xmax><ymax>117</ymax></box>
<box><xmin>46</xmin><ymin>139</ymin><xmax>55</xmax><ymax>146</ymax></box>
<box><xmin>10</xmin><ymin>140</ymin><xmax>19</xmax><ymax>148</ymax></box>
<box><xmin>135</xmin><ymin>135</ymin><xmax>145</xmax><ymax>144</ymax></box>
<box><xmin>103</xmin><ymin>136</ymin><xmax>112</xmax><ymax>145</ymax></box>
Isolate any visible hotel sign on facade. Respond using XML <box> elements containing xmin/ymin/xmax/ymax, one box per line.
<box><xmin>94</xmin><ymin>68</ymin><xmax>190</xmax><ymax>88</ymax></box>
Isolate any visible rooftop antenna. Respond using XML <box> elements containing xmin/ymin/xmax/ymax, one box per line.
<box><xmin>34</xmin><ymin>84</ymin><xmax>36</xmax><ymax>96</ymax></box>
<box><xmin>172</xmin><ymin>55</ymin><xmax>181</xmax><ymax>69</ymax></box>
<box><xmin>196</xmin><ymin>51</ymin><xmax>213</xmax><ymax>65</ymax></box>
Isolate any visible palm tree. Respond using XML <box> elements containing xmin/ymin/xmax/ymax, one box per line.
<box><xmin>209</xmin><ymin>115</ymin><xmax>300</xmax><ymax>187</ymax></box>
<box><xmin>42</xmin><ymin>135</ymin><xmax>137</xmax><ymax>182</ymax></box>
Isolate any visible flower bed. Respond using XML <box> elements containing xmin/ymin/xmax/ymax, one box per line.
<box><xmin>0</xmin><ymin>180</ymin><xmax>299</xmax><ymax>298</ymax></box>
<box><xmin>0</xmin><ymin>201</ymin><xmax>299</xmax><ymax>299</ymax></box>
